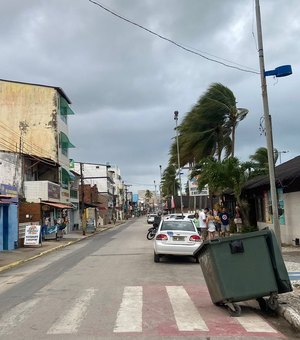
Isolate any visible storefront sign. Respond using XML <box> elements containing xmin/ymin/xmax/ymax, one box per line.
<box><xmin>48</xmin><ymin>182</ymin><xmax>60</xmax><ymax>200</ymax></box>
<box><xmin>0</xmin><ymin>183</ymin><xmax>18</xmax><ymax>203</ymax></box>
<box><xmin>189</xmin><ymin>177</ymin><xmax>209</xmax><ymax>196</ymax></box>
<box><xmin>24</xmin><ymin>225</ymin><xmax>41</xmax><ymax>246</ymax></box>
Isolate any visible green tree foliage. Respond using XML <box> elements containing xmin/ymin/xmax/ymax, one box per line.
<box><xmin>161</xmin><ymin>164</ymin><xmax>179</xmax><ymax>198</ymax></box>
<box><xmin>248</xmin><ymin>147</ymin><xmax>279</xmax><ymax>177</ymax></box>
<box><xmin>169</xmin><ymin>83</ymin><xmax>248</xmax><ymax>166</ymax></box>
<box><xmin>191</xmin><ymin>156</ymin><xmax>251</xmax><ymax>223</ymax></box>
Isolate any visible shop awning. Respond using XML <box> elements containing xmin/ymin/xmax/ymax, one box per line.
<box><xmin>60</xmin><ymin>96</ymin><xmax>75</xmax><ymax>115</ymax></box>
<box><xmin>41</xmin><ymin>201</ymin><xmax>74</xmax><ymax>209</ymax></box>
<box><xmin>0</xmin><ymin>194</ymin><xmax>13</xmax><ymax>199</ymax></box>
<box><xmin>61</xmin><ymin>167</ymin><xmax>76</xmax><ymax>182</ymax></box>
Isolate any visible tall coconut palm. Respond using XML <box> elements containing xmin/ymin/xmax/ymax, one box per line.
<box><xmin>161</xmin><ymin>164</ymin><xmax>179</xmax><ymax>198</ymax></box>
<box><xmin>249</xmin><ymin>146</ymin><xmax>279</xmax><ymax>176</ymax></box>
<box><xmin>169</xmin><ymin>83</ymin><xmax>248</xmax><ymax>166</ymax></box>
<box><xmin>201</xmin><ymin>83</ymin><xmax>248</xmax><ymax>157</ymax></box>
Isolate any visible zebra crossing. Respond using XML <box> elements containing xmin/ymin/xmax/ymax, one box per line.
<box><xmin>0</xmin><ymin>285</ymin><xmax>281</xmax><ymax>337</ymax></box>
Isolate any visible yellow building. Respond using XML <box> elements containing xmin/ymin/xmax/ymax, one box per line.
<box><xmin>0</xmin><ymin>79</ymin><xmax>78</xmax><ymax>236</ymax></box>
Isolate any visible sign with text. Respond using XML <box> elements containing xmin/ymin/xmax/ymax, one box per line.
<box><xmin>189</xmin><ymin>177</ymin><xmax>209</xmax><ymax>196</ymax></box>
<box><xmin>24</xmin><ymin>225</ymin><xmax>41</xmax><ymax>246</ymax></box>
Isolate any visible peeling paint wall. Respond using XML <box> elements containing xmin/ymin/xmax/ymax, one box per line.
<box><xmin>0</xmin><ymin>81</ymin><xmax>59</xmax><ymax>162</ymax></box>
<box><xmin>0</xmin><ymin>152</ymin><xmax>22</xmax><ymax>192</ymax></box>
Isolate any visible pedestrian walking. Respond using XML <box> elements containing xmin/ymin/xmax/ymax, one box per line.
<box><xmin>199</xmin><ymin>208</ymin><xmax>209</xmax><ymax>240</ymax></box>
<box><xmin>234</xmin><ymin>205</ymin><xmax>243</xmax><ymax>233</ymax></box>
<box><xmin>219</xmin><ymin>207</ymin><xmax>230</xmax><ymax>237</ymax></box>
<box><xmin>206</xmin><ymin>210</ymin><xmax>216</xmax><ymax>240</ymax></box>
<box><xmin>214</xmin><ymin>209</ymin><xmax>222</xmax><ymax>237</ymax></box>
<box><xmin>193</xmin><ymin>212</ymin><xmax>200</xmax><ymax>234</ymax></box>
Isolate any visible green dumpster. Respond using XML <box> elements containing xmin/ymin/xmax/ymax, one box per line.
<box><xmin>193</xmin><ymin>229</ymin><xmax>292</xmax><ymax>315</ymax></box>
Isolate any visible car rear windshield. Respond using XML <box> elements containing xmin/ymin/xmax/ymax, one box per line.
<box><xmin>161</xmin><ymin>221</ymin><xmax>195</xmax><ymax>232</ymax></box>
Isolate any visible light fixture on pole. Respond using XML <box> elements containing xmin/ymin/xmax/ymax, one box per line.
<box><xmin>278</xmin><ymin>150</ymin><xmax>289</xmax><ymax>164</ymax></box>
<box><xmin>255</xmin><ymin>0</ymin><xmax>292</xmax><ymax>245</ymax></box>
<box><xmin>174</xmin><ymin>110</ymin><xmax>184</xmax><ymax>215</ymax></box>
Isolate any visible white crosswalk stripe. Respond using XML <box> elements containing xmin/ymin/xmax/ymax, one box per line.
<box><xmin>47</xmin><ymin>288</ymin><xmax>97</xmax><ymax>334</ymax></box>
<box><xmin>237</xmin><ymin>310</ymin><xmax>277</xmax><ymax>333</ymax></box>
<box><xmin>113</xmin><ymin>286</ymin><xmax>143</xmax><ymax>333</ymax></box>
<box><xmin>0</xmin><ymin>298</ymin><xmax>40</xmax><ymax>335</ymax></box>
<box><xmin>0</xmin><ymin>285</ymin><xmax>279</xmax><ymax>336</ymax></box>
<box><xmin>166</xmin><ymin>285</ymin><xmax>209</xmax><ymax>331</ymax></box>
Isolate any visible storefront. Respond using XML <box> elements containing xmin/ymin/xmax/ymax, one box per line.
<box><xmin>0</xmin><ymin>184</ymin><xmax>18</xmax><ymax>251</ymax></box>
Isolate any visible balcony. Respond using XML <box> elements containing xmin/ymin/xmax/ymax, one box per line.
<box><xmin>24</xmin><ymin>180</ymin><xmax>62</xmax><ymax>203</ymax></box>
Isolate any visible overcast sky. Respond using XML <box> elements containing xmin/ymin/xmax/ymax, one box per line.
<box><xmin>1</xmin><ymin>0</ymin><xmax>299</xmax><ymax>194</ymax></box>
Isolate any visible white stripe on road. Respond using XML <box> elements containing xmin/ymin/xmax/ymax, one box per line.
<box><xmin>0</xmin><ymin>298</ymin><xmax>40</xmax><ymax>335</ymax></box>
<box><xmin>166</xmin><ymin>286</ymin><xmax>208</xmax><ymax>331</ymax></box>
<box><xmin>237</xmin><ymin>311</ymin><xmax>277</xmax><ymax>333</ymax></box>
<box><xmin>47</xmin><ymin>288</ymin><xmax>97</xmax><ymax>334</ymax></box>
<box><xmin>114</xmin><ymin>286</ymin><xmax>143</xmax><ymax>333</ymax></box>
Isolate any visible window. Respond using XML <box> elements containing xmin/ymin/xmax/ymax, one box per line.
<box><xmin>59</xmin><ymin>132</ymin><xmax>75</xmax><ymax>156</ymax></box>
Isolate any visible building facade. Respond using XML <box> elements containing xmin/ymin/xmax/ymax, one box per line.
<box><xmin>0</xmin><ymin>79</ymin><xmax>79</xmax><ymax>244</ymax></box>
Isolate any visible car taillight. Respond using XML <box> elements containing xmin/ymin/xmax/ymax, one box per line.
<box><xmin>189</xmin><ymin>234</ymin><xmax>201</xmax><ymax>242</ymax></box>
<box><xmin>156</xmin><ymin>234</ymin><xmax>168</xmax><ymax>241</ymax></box>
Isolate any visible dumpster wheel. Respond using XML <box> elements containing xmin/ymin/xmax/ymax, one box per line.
<box><xmin>256</xmin><ymin>297</ymin><xmax>268</xmax><ymax>312</ymax></box>
<box><xmin>226</xmin><ymin>303</ymin><xmax>241</xmax><ymax>317</ymax></box>
<box><xmin>266</xmin><ymin>293</ymin><xmax>279</xmax><ymax>311</ymax></box>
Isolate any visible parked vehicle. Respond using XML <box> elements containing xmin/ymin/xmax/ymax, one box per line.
<box><xmin>164</xmin><ymin>213</ymin><xmax>195</xmax><ymax>220</ymax></box>
<box><xmin>146</xmin><ymin>224</ymin><xmax>158</xmax><ymax>240</ymax></box>
<box><xmin>147</xmin><ymin>214</ymin><xmax>157</xmax><ymax>224</ymax></box>
<box><xmin>153</xmin><ymin>218</ymin><xmax>201</xmax><ymax>262</ymax></box>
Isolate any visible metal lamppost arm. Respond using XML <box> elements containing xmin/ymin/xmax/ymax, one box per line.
<box><xmin>255</xmin><ymin>0</ymin><xmax>281</xmax><ymax>245</ymax></box>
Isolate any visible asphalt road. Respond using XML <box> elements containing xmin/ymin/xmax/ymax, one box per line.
<box><xmin>0</xmin><ymin>217</ymin><xmax>299</xmax><ymax>339</ymax></box>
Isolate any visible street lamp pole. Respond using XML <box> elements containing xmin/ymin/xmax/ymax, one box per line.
<box><xmin>159</xmin><ymin>164</ymin><xmax>163</xmax><ymax>212</ymax></box>
<box><xmin>255</xmin><ymin>0</ymin><xmax>281</xmax><ymax>245</ymax></box>
<box><xmin>174</xmin><ymin>111</ymin><xmax>184</xmax><ymax>215</ymax></box>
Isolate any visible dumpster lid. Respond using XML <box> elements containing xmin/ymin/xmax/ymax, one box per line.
<box><xmin>193</xmin><ymin>229</ymin><xmax>272</xmax><ymax>258</ymax></box>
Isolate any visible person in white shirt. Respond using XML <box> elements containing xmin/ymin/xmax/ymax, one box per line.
<box><xmin>199</xmin><ymin>208</ymin><xmax>208</xmax><ymax>240</ymax></box>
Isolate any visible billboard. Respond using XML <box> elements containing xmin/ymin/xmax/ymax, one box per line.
<box><xmin>189</xmin><ymin>177</ymin><xmax>209</xmax><ymax>196</ymax></box>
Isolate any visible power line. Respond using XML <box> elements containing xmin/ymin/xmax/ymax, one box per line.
<box><xmin>88</xmin><ymin>0</ymin><xmax>260</xmax><ymax>75</ymax></box>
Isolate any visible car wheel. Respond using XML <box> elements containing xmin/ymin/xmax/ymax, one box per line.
<box><xmin>154</xmin><ymin>252</ymin><xmax>160</xmax><ymax>263</ymax></box>
<box><xmin>194</xmin><ymin>256</ymin><xmax>199</xmax><ymax>263</ymax></box>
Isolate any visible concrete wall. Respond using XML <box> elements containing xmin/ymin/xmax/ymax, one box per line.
<box><xmin>257</xmin><ymin>191</ymin><xmax>300</xmax><ymax>245</ymax></box>
<box><xmin>283</xmin><ymin>191</ymin><xmax>300</xmax><ymax>244</ymax></box>
<box><xmin>0</xmin><ymin>81</ymin><xmax>58</xmax><ymax>162</ymax></box>
<box><xmin>0</xmin><ymin>152</ymin><xmax>22</xmax><ymax>192</ymax></box>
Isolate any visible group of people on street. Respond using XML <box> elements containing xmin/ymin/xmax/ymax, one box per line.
<box><xmin>193</xmin><ymin>207</ymin><xmax>236</xmax><ymax>241</ymax></box>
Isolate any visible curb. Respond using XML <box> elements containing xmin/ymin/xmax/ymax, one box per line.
<box><xmin>278</xmin><ymin>305</ymin><xmax>300</xmax><ymax>331</ymax></box>
<box><xmin>0</xmin><ymin>224</ymin><xmax>119</xmax><ymax>273</ymax></box>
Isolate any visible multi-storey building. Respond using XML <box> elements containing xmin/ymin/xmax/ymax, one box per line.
<box><xmin>0</xmin><ymin>79</ymin><xmax>78</xmax><ymax>245</ymax></box>
<box><xmin>74</xmin><ymin>162</ymin><xmax>118</xmax><ymax>224</ymax></box>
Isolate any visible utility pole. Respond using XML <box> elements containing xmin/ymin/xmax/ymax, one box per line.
<box><xmin>174</xmin><ymin>111</ymin><xmax>184</xmax><ymax>215</ymax></box>
<box><xmin>80</xmin><ymin>162</ymin><xmax>86</xmax><ymax>235</ymax></box>
<box><xmin>255</xmin><ymin>0</ymin><xmax>281</xmax><ymax>245</ymax></box>
<box><xmin>123</xmin><ymin>184</ymin><xmax>131</xmax><ymax>219</ymax></box>
<box><xmin>159</xmin><ymin>164</ymin><xmax>163</xmax><ymax>212</ymax></box>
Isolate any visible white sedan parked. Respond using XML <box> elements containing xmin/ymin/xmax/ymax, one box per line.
<box><xmin>153</xmin><ymin>218</ymin><xmax>201</xmax><ymax>262</ymax></box>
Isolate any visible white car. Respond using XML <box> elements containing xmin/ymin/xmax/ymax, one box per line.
<box><xmin>153</xmin><ymin>218</ymin><xmax>201</xmax><ymax>262</ymax></box>
<box><xmin>164</xmin><ymin>213</ymin><xmax>195</xmax><ymax>221</ymax></box>
<box><xmin>147</xmin><ymin>214</ymin><xmax>157</xmax><ymax>224</ymax></box>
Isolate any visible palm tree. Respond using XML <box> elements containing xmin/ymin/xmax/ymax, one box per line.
<box><xmin>249</xmin><ymin>147</ymin><xmax>279</xmax><ymax>176</ymax></box>
<box><xmin>169</xmin><ymin>83</ymin><xmax>248</xmax><ymax>166</ymax></box>
<box><xmin>144</xmin><ymin>190</ymin><xmax>153</xmax><ymax>211</ymax></box>
<box><xmin>202</xmin><ymin>83</ymin><xmax>248</xmax><ymax>157</ymax></box>
<box><xmin>161</xmin><ymin>164</ymin><xmax>179</xmax><ymax>198</ymax></box>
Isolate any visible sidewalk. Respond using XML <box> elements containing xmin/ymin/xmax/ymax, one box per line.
<box><xmin>0</xmin><ymin>227</ymin><xmax>300</xmax><ymax>331</ymax></box>
<box><xmin>0</xmin><ymin>224</ymin><xmax>115</xmax><ymax>272</ymax></box>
